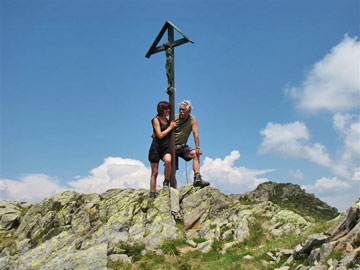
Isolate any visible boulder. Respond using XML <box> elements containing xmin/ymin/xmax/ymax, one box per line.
<box><xmin>197</xmin><ymin>240</ymin><xmax>213</xmax><ymax>253</ymax></box>
<box><xmin>294</xmin><ymin>234</ymin><xmax>329</xmax><ymax>255</ymax></box>
<box><xmin>0</xmin><ymin>200</ymin><xmax>32</xmax><ymax>231</ymax></box>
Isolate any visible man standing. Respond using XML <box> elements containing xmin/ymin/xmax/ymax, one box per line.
<box><xmin>169</xmin><ymin>100</ymin><xmax>210</xmax><ymax>188</ymax></box>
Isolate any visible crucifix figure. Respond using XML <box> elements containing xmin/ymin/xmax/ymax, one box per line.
<box><xmin>146</xmin><ymin>21</ymin><xmax>194</xmax><ymax>188</ymax></box>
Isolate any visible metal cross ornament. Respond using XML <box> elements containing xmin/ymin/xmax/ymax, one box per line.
<box><xmin>146</xmin><ymin>21</ymin><xmax>194</xmax><ymax>188</ymax></box>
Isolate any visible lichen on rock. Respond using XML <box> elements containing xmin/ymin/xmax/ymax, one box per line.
<box><xmin>0</xmin><ymin>182</ymin><xmax>349</xmax><ymax>269</ymax></box>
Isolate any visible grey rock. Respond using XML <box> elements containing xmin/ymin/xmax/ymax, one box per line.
<box><xmin>327</xmin><ymin>258</ymin><xmax>338</xmax><ymax>268</ymax></box>
<box><xmin>234</xmin><ymin>218</ymin><xmax>250</xmax><ymax>241</ymax></box>
<box><xmin>0</xmin><ymin>256</ymin><xmax>11</xmax><ymax>270</ymax></box>
<box><xmin>308</xmin><ymin>266</ymin><xmax>327</xmax><ymax>270</ymax></box>
<box><xmin>108</xmin><ymin>254</ymin><xmax>131</xmax><ymax>265</ymax></box>
<box><xmin>282</xmin><ymin>255</ymin><xmax>295</xmax><ymax>266</ymax></box>
<box><xmin>295</xmin><ymin>233</ymin><xmax>329</xmax><ymax>255</ymax></box>
<box><xmin>170</xmin><ymin>187</ymin><xmax>180</xmax><ymax>215</ymax></box>
<box><xmin>335</xmin><ymin>221</ymin><xmax>360</xmax><ymax>251</ymax></box>
<box><xmin>197</xmin><ymin>240</ymin><xmax>213</xmax><ymax>253</ymax></box>
<box><xmin>221</xmin><ymin>241</ymin><xmax>238</xmax><ymax>254</ymax></box>
<box><xmin>0</xmin><ymin>185</ymin><xmax>351</xmax><ymax>269</ymax></box>
<box><xmin>274</xmin><ymin>266</ymin><xmax>290</xmax><ymax>270</ymax></box>
<box><xmin>0</xmin><ymin>200</ymin><xmax>30</xmax><ymax>230</ymax></box>
<box><xmin>155</xmin><ymin>249</ymin><xmax>164</xmax><ymax>256</ymax></box>
<box><xmin>186</xmin><ymin>239</ymin><xmax>197</xmax><ymax>248</ymax></box>
<box><xmin>118</xmin><ymin>254</ymin><xmax>132</xmax><ymax>264</ymax></box>
<box><xmin>278</xmin><ymin>249</ymin><xmax>293</xmax><ymax>256</ymax></box>
<box><xmin>266</xmin><ymin>251</ymin><xmax>277</xmax><ymax>261</ymax></box>
<box><xmin>319</xmin><ymin>241</ymin><xmax>337</xmax><ymax>262</ymax></box>
<box><xmin>339</xmin><ymin>247</ymin><xmax>360</xmax><ymax>267</ymax></box>
<box><xmin>308</xmin><ymin>248</ymin><xmax>321</xmax><ymax>265</ymax></box>
<box><xmin>243</xmin><ymin>255</ymin><xmax>253</xmax><ymax>260</ymax></box>
<box><xmin>295</xmin><ymin>265</ymin><xmax>308</xmax><ymax>270</ymax></box>
<box><xmin>221</xmin><ymin>228</ymin><xmax>233</xmax><ymax>240</ymax></box>
<box><xmin>182</xmin><ymin>188</ymin><xmax>211</xmax><ymax>229</ymax></box>
<box><xmin>334</xmin><ymin>266</ymin><xmax>348</xmax><ymax>270</ymax></box>
<box><xmin>327</xmin><ymin>204</ymin><xmax>359</xmax><ymax>240</ymax></box>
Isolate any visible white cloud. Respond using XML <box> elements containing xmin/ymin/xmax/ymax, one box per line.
<box><xmin>302</xmin><ymin>176</ymin><xmax>350</xmax><ymax>193</ymax></box>
<box><xmin>289</xmin><ymin>169</ymin><xmax>304</xmax><ymax>180</ymax></box>
<box><xmin>352</xmin><ymin>168</ymin><xmax>360</xmax><ymax>181</ymax></box>
<box><xmin>0</xmin><ymin>153</ymin><xmax>273</xmax><ymax>201</ymax></box>
<box><xmin>258</xmin><ymin>121</ymin><xmax>332</xmax><ymax>167</ymax></box>
<box><xmin>286</xmin><ymin>35</ymin><xmax>360</xmax><ymax>113</ymax></box>
<box><xmin>302</xmin><ymin>176</ymin><xmax>358</xmax><ymax>211</ymax></box>
<box><xmin>200</xmin><ymin>150</ymin><xmax>274</xmax><ymax>194</ymax></box>
<box><xmin>0</xmin><ymin>174</ymin><xmax>66</xmax><ymax>202</ymax></box>
<box><xmin>332</xmin><ymin>113</ymin><xmax>360</xmax><ymax>179</ymax></box>
<box><xmin>68</xmin><ymin>157</ymin><xmax>152</xmax><ymax>194</ymax></box>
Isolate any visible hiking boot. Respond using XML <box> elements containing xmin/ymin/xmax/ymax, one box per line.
<box><xmin>193</xmin><ymin>173</ymin><xmax>210</xmax><ymax>188</ymax></box>
<box><xmin>163</xmin><ymin>179</ymin><xmax>170</xmax><ymax>188</ymax></box>
<box><xmin>150</xmin><ymin>192</ymin><xmax>157</xmax><ymax>201</ymax></box>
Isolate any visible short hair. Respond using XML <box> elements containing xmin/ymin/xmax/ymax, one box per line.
<box><xmin>179</xmin><ymin>100</ymin><xmax>192</xmax><ymax>111</ymax></box>
<box><xmin>157</xmin><ymin>101</ymin><xmax>171</xmax><ymax>116</ymax></box>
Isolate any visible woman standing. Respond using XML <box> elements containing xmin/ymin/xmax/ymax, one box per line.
<box><xmin>148</xmin><ymin>101</ymin><xmax>176</xmax><ymax>201</ymax></box>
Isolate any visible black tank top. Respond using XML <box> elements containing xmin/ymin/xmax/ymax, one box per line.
<box><xmin>151</xmin><ymin>117</ymin><xmax>170</xmax><ymax>146</ymax></box>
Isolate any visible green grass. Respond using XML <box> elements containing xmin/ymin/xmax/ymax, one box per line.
<box><xmin>326</xmin><ymin>250</ymin><xmax>343</xmax><ymax>261</ymax></box>
<box><xmin>128</xmin><ymin>218</ymin><xmax>332</xmax><ymax>270</ymax></box>
<box><xmin>209</xmin><ymin>224</ymin><xmax>217</xmax><ymax>230</ymax></box>
<box><xmin>211</xmin><ymin>240</ymin><xmax>225</xmax><ymax>252</ymax></box>
<box><xmin>238</xmin><ymin>200</ymin><xmax>260</xmax><ymax>206</ymax></box>
<box><xmin>159</xmin><ymin>239</ymin><xmax>187</xmax><ymax>256</ymax></box>
<box><xmin>0</xmin><ymin>232</ymin><xmax>17</xmax><ymax>256</ymax></box>
<box><xmin>192</xmin><ymin>237</ymin><xmax>207</xmax><ymax>244</ymax></box>
<box><xmin>108</xmin><ymin>259</ymin><xmax>132</xmax><ymax>270</ymax></box>
<box><xmin>99</xmin><ymin>216</ymin><xmax>108</xmax><ymax>224</ymax></box>
<box><xmin>118</xmin><ymin>241</ymin><xmax>145</xmax><ymax>262</ymax></box>
<box><xmin>221</xmin><ymin>226</ymin><xmax>231</xmax><ymax>233</ymax></box>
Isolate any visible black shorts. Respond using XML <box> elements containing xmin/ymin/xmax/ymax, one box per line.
<box><xmin>148</xmin><ymin>144</ymin><xmax>172</xmax><ymax>163</ymax></box>
<box><xmin>175</xmin><ymin>145</ymin><xmax>194</xmax><ymax>170</ymax></box>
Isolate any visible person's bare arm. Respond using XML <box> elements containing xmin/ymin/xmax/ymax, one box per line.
<box><xmin>153</xmin><ymin>118</ymin><xmax>176</xmax><ymax>139</ymax></box>
<box><xmin>192</xmin><ymin>117</ymin><xmax>202</xmax><ymax>155</ymax></box>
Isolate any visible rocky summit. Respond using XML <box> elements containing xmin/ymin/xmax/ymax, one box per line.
<box><xmin>238</xmin><ymin>182</ymin><xmax>339</xmax><ymax>220</ymax></box>
<box><xmin>0</xmin><ymin>182</ymin><xmax>357</xmax><ymax>270</ymax></box>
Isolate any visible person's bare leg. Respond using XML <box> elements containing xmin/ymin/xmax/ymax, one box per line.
<box><xmin>150</xmin><ymin>162</ymin><xmax>159</xmax><ymax>193</ymax></box>
<box><xmin>188</xmin><ymin>150</ymin><xmax>210</xmax><ymax>187</ymax></box>
<box><xmin>163</xmin><ymin>153</ymin><xmax>171</xmax><ymax>179</ymax></box>
<box><xmin>188</xmin><ymin>150</ymin><xmax>200</xmax><ymax>174</ymax></box>
<box><xmin>162</xmin><ymin>154</ymin><xmax>177</xmax><ymax>188</ymax></box>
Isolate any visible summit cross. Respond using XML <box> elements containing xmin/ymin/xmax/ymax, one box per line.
<box><xmin>146</xmin><ymin>21</ymin><xmax>194</xmax><ymax>188</ymax></box>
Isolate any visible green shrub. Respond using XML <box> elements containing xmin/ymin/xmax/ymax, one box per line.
<box><xmin>108</xmin><ymin>259</ymin><xmax>132</xmax><ymax>270</ymax></box>
<box><xmin>326</xmin><ymin>250</ymin><xmax>343</xmax><ymax>261</ymax></box>
<box><xmin>221</xmin><ymin>226</ymin><xmax>231</xmax><ymax>233</ymax></box>
<box><xmin>211</xmin><ymin>240</ymin><xmax>225</xmax><ymax>252</ymax></box>
<box><xmin>192</xmin><ymin>237</ymin><xmax>207</xmax><ymax>244</ymax></box>
<box><xmin>99</xmin><ymin>216</ymin><xmax>107</xmax><ymax>224</ymax></box>
<box><xmin>119</xmin><ymin>241</ymin><xmax>145</xmax><ymax>262</ymax></box>
<box><xmin>159</xmin><ymin>239</ymin><xmax>186</xmax><ymax>256</ymax></box>
<box><xmin>210</xmin><ymin>224</ymin><xmax>217</xmax><ymax>230</ymax></box>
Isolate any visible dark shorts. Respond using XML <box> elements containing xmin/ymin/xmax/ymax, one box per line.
<box><xmin>148</xmin><ymin>144</ymin><xmax>172</xmax><ymax>163</ymax></box>
<box><xmin>175</xmin><ymin>145</ymin><xmax>194</xmax><ymax>170</ymax></box>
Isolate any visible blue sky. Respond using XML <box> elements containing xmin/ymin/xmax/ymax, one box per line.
<box><xmin>1</xmin><ymin>0</ymin><xmax>359</xmax><ymax>211</ymax></box>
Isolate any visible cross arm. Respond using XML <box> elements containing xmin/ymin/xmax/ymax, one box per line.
<box><xmin>145</xmin><ymin>21</ymin><xmax>194</xmax><ymax>58</ymax></box>
<box><xmin>146</xmin><ymin>38</ymin><xmax>193</xmax><ymax>57</ymax></box>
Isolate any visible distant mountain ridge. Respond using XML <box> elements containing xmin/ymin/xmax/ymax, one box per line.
<box><xmin>237</xmin><ymin>181</ymin><xmax>338</xmax><ymax>220</ymax></box>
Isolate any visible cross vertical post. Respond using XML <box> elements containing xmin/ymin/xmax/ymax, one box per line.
<box><xmin>166</xmin><ymin>26</ymin><xmax>177</xmax><ymax>186</ymax></box>
<box><xmin>146</xmin><ymin>21</ymin><xmax>194</xmax><ymax>188</ymax></box>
